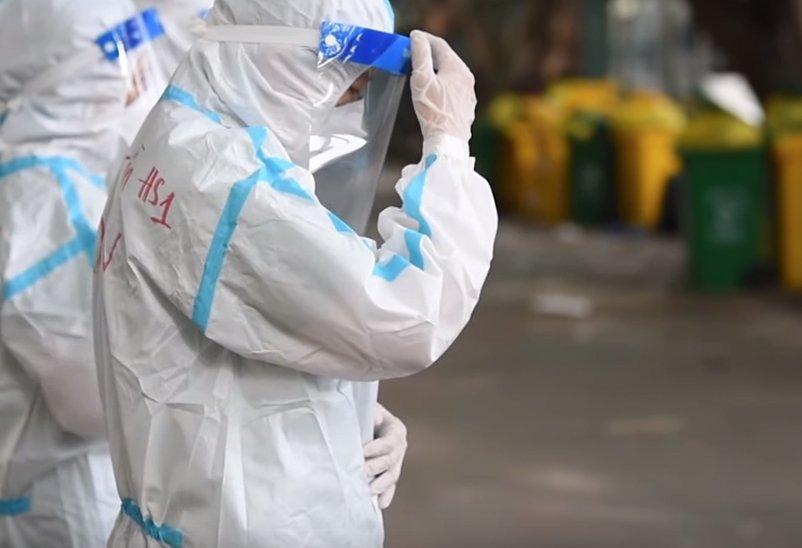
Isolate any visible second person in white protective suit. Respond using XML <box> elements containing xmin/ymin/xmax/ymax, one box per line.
<box><xmin>94</xmin><ymin>0</ymin><xmax>498</xmax><ymax>546</ymax></box>
<box><xmin>0</xmin><ymin>0</ymin><xmax>167</xmax><ymax>546</ymax></box>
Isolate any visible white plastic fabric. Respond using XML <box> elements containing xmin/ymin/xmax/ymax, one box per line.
<box><xmin>0</xmin><ymin>0</ymin><xmax>165</xmax><ymax>546</ymax></box>
<box><xmin>134</xmin><ymin>0</ymin><xmax>213</xmax><ymax>78</ymax></box>
<box><xmin>94</xmin><ymin>0</ymin><xmax>497</xmax><ymax>546</ymax></box>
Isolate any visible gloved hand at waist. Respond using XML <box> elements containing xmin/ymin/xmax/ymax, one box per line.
<box><xmin>364</xmin><ymin>403</ymin><xmax>408</xmax><ymax>510</ymax></box>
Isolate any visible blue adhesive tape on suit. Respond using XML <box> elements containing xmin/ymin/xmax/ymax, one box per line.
<box><xmin>0</xmin><ymin>497</ymin><xmax>31</xmax><ymax>516</ymax></box>
<box><xmin>121</xmin><ymin>499</ymin><xmax>183</xmax><ymax>548</ymax></box>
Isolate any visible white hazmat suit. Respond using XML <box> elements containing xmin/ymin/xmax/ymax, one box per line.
<box><xmin>94</xmin><ymin>0</ymin><xmax>497</xmax><ymax>546</ymax></box>
<box><xmin>0</xmin><ymin>0</ymin><xmax>166</xmax><ymax>546</ymax></box>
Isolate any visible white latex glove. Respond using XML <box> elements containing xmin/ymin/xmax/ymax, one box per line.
<box><xmin>410</xmin><ymin>30</ymin><xmax>478</xmax><ymax>146</ymax></box>
<box><xmin>364</xmin><ymin>404</ymin><xmax>408</xmax><ymax>510</ymax></box>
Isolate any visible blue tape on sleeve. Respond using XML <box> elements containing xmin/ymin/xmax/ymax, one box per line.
<box><xmin>96</xmin><ymin>8</ymin><xmax>166</xmax><ymax>62</ymax></box>
<box><xmin>0</xmin><ymin>497</ymin><xmax>31</xmax><ymax>516</ymax></box>
<box><xmin>319</xmin><ymin>22</ymin><xmax>411</xmax><ymax>76</ymax></box>
<box><xmin>192</xmin><ymin>171</ymin><xmax>261</xmax><ymax>332</ymax></box>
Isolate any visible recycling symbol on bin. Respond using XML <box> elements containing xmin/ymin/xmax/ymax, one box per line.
<box><xmin>706</xmin><ymin>187</ymin><xmax>747</xmax><ymax>245</ymax></box>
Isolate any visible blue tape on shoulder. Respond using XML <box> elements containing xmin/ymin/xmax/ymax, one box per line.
<box><xmin>3</xmin><ymin>238</ymin><xmax>86</xmax><ymax>300</ymax></box>
<box><xmin>320</xmin><ymin>22</ymin><xmax>411</xmax><ymax>76</ymax></box>
<box><xmin>0</xmin><ymin>111</ymin><xmax>7</xmax><ymax>126</ymax></box>
<box><xmin>96</xmin><ymin>8</ymin><xmax>166</xmax><ymax>62</ymax></box>
<box><xmin>0</xmin><ymin>497</ymin><xmax>31</xmax><ymax>516</ymax></box>
<box><xmin>193</xmin><ymin>170</ymin><xmax>261</xmax><ymax>332</ymax></box>
<box><xmin>246</xmin><ymin>127</ymin><xmax>314</xmax><ymax>201</ymax></box>
<box><xmin>161</xmin><ymin>87</ymin><xmax>311</xmax><ymax>202</ymax></box>
<box><xmin>0</xmin><ymin>156</ymin><xmax>99</xmax><ymax>299</ymax></box>
<box><xmin>121</xmin><ymin>499</ymin><xmax>183</xmax><ymax>548</ymax></box>
<box><xmin>162</xmin><ymin>85</ymin><xmax>222</xmax><ymax>124</ymax></box>
<box><xmin>328</xmin><ymin>211</ymin><xmax>355</xmax><ymax>234</ymax></box>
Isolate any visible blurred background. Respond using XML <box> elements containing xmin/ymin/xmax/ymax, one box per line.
<box><xmin>377</xmin><ymin>1</ymin><xmax>802</xmax><ymax>546</ymax></box>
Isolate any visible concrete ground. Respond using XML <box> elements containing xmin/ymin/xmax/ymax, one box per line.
<box><xmin>374</xmin><ymin>217</ymin><xmax>802</xmax><ymax>548</ymax></box>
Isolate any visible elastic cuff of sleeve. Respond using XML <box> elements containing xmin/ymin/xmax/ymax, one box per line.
<box><xmin>422</xmin><ymin>134</ymin><xmax>471</xmax><ymax>161</ymax></box>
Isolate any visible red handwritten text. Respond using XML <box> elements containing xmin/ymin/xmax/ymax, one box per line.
<box><xmin>137</xmin><ymin>166</ymin><xmax>176</xmax><ymax>229</ymax></box>
<box><xmin>96</xmin><ymin>218</ymin><xmax>122</xmax><ymax>273</ymax></box>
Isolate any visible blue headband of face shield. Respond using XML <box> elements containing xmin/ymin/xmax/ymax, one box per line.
<box><xmin>97</xmin><ymin>8</ymin><xmax>166</xmax><ymax>62</ymax></box>
<box><xmin>318</xmin><ymin>22</ymin><xmax>411</xmax><ymax>76</ymax></box>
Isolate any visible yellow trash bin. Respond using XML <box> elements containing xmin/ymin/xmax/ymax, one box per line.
<box><xmin>548</xmin><ymin>79</ymin><xmax>619</xmax><ymax>115</ymax></box>
<box><xmin>612</xmin><ymin>92</ymin><xmax>685</xmax><ymax>230</ymax></box>
<box><xmin>774</xmin><ymin>134</ymin><xmax>802</xmax><ymax>291</ymax></box>
<box><xmin>498</xmin><ymin>97</ymin><xmax>569</xmax><ymax>224</ymax></box>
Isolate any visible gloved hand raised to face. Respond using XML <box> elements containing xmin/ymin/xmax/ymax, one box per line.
<box><xmin>410</xmin><ymin>30</ymin><xmax>478</xmax><ymax>148</ymax></box>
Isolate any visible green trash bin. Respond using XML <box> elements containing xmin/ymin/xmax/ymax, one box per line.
<box><xmin>681</xmin><ymin>110</ymin><xmax>768</xmax><ymax>293</ymax></box>
<box><xmin>472</xmin><ymin>118</ymin><xmax>501</xmax><ymax>189</ymax></box>
<box><xmin>682</xmin><ymin>147</ymin><xmax>769</xmax><ymax>292</ymax></box>
<box><xmin>568</xmin><ymin>112</ymin><xmax>617</xmax><ymax>226</ymax></box>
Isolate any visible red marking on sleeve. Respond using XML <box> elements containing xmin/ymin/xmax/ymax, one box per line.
<box><xmin>121</xmin><ymin>162</ymin><xmax>135</xmax><ymax>188</ymax></box>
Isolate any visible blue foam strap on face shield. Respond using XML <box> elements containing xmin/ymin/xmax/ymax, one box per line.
<box><xmin>96</xmin><ymin>8</ymin><xmax>166</xmax><ymax>62</ymax></box>
<box><xmin>319</xmin><ymin>22</ymin><xmax>411</xmax><ymax>76</ymax></box>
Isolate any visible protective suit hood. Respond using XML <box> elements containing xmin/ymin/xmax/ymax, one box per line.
<box><xmin>0</xmin><ymin>0</ymin><xmax>136</xmax><ymax>172</ymax></box>
<box><xmin>172</xmin><ymin>0</ymin><xmax>394</xmax><ymax>166</ymax></box>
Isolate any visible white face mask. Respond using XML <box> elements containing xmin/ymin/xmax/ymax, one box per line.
<box><xmin>313</xmin><ymin>99</ymin><xmax>367</xmax><ymax>138</ymax></box>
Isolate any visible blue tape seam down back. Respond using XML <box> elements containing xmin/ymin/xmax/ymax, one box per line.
<box><xmin>96</xmin><ymin>8</ymin><xmax>166</xmax><ymax>62</ymax></box>
<box><xmin>319</xmin><ymin>22</ymin><xmax>411</xmax><ymax>76</ymax></box>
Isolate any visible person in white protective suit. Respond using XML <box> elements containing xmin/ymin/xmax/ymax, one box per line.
<box><xmin>135</xmin><ymin>0</ymin><xmax>417</xmax><ymax>499</ymax></box>
<box><xmin>0</xmin><ymin>0</ymin><xmax>167</xmax><ymax>546</ymax></box>
<box><xmin>133</xmin><ymin>0</ymin><xmax>214</xmax><ymax>78</ymax></box>
<box><xmin>93</xmin><ymin>0</ymin><xmax>497</xmax><ymax>545</ymax></box>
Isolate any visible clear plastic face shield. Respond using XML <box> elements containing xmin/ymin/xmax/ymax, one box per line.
<box><xmin>0</xmin><ymin>8</ymin><xmax>167</xmax><ymax>144</ymax></box>
<box><xmin>99</xmin><ymin>9</ymin><xmax>169</xmax><ymax>143</ymax></box>
<box><xmin>312</xmin><ymin>23</ymin><xmax>412</xmax><ymax>233</ymax></box>
<box><xmin>202</xmin><ymin>21</ymin><xmax>411</xmax><ymax>234</ymax></box>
